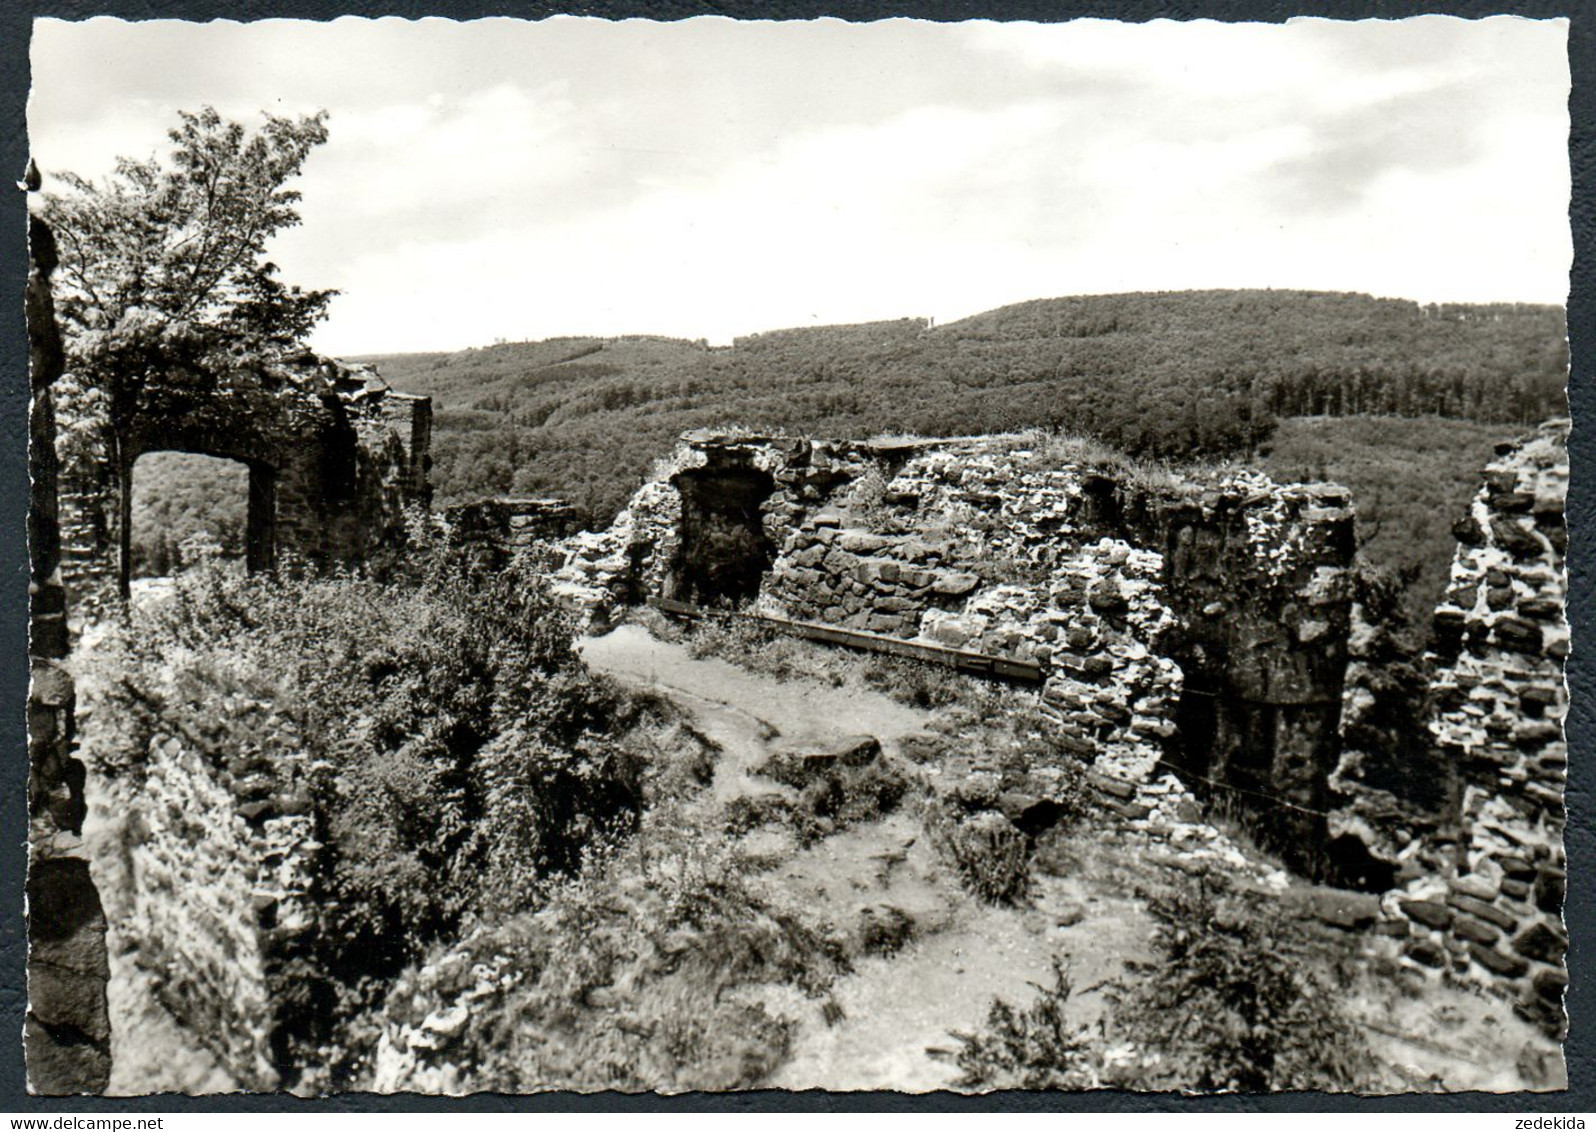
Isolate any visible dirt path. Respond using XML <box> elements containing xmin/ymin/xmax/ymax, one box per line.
<box><xmin>582</xmin><ymin>623</ymin><xmax>1557</xmax><ymax>1094</ymax></box>
<box><xmin>582</xmin><ymin>623</ymin><xmax>1157</xmax><ymax>1092</ymax></box>
<box><xmin>67</xmin><ymin>611</ymin><xmax>1552</xmax><ymax>1095</ymax></box>
<box><xmin>582</xmin><ymin>624</ymin><xmax>929</xmax><ymax>747</ymax></box>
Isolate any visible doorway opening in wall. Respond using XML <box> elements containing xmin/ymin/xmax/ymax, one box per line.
<box><xmin>669</xmin><ymin>461</ymin><xmax>777</xmax><ymax>607</ymax></box>
<box><xmin>126</xmin><ymin>452</ymin><xmax>273</xmax><ymax>592</ymax></box>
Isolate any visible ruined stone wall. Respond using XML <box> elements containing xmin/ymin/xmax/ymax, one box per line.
<box><xmin>558</xmin><ymin>432</ymin><xmax>1357</xmax><ymax>873</ymax></box>
<box><xmin>440</xmin><ymin>497</ymin><xmax>579</xmax><ymax>572</ymax></box>
<box><xmin>1151</xmin><ymin>480</ymin><xmax>1357</xmax><ymax>861</ymax></box>
<box><xmin>124</xmin><ymin>729</ymin><xmax>321</xmax><ymax>1089</ymax></box>
<box><xmin>33</xmin><ymin>213</ymin><xmax>434</xmax><ymax>1090</ymax></box>
<box><xmin>551</xmin><ymin>433</ymin><xmax>880</xmax><ymax>629</ymax></box>
<box><xmin>756</xmin><ymin>444</ymin><xmax>1191</xmax><ymax>785</ymax></box>
<box><xmin>27</xmin><ymin>205</ymin><xmax>111</xmax><ymax>1095</ymax></box>
<box><xmin>56</xmin><ymin>353</ymin><xmax>433</xmax><ymax>608</ymax></box>
<box><xmin>1387</xmin><ymin>419</ymin><xmax>1569</xmax><ymax>1037</ymax></box>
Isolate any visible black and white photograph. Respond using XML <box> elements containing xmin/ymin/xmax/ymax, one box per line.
<box><xmin>22</xmin><ymin>13</ymin><xmax>1574</xmax><ymax>1098</ymax></box>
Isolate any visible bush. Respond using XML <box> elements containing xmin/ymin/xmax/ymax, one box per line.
<box><xmin>374</xmin><ymin>813</ymin><xmax>849</xmax><ymax>1092</ymax></box>
<box><xmin>836</xmin><ymin>465</ymin><xmax>909</xmax><ymax>533</ymax></box>
<box><xmin>950</xmin><ymin>961</ymin><xmax>1100</xmax><ymax>1091</ymax></box>
<box><xmin>859</xmin><ymin>655</ymin><xmax>968</xmax><ymax>710</ymax></box>
<box><xmin>98</xmin><ymin>541</ymin><xmax>647</xmax><ymax>1085</ymax></box>
<box><xmin>935</xmin><ymin>811</ymin><xmax>1031</xmax><ymax>904</ymax></box>
<box><xmin>684</xmin><ymin>615</ymin><xmax>787</xmax><ymax>668</ymax></box>
<box><xmin>949</xmin><ymin>869</ymin><xmax>1379</xmax><ymax>1094</ymax></box>
<box><xmin>1106</xmin><ymin>869</ymin><xmax>1375</xmax><ymax>1092</ymax></box>
<box><xmin>753</xmin><ymin>749</ymin><xmax>911</xmax><ymax>846</ymax></box>
<box><xmin>636</xmin><ymin>716</ymin><xmax>720</xmax><ymax>804</ymax></box>
<box><xmin>857</xmin><ymin>904</ymin><xmax>916</xmax><ymax>957</ymax></box>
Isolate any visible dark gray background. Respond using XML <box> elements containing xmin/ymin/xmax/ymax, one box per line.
<box><xmin>2</xmin><ymin>0</ymin><xmax>1588</xmax><ymax>1113</ymax></box>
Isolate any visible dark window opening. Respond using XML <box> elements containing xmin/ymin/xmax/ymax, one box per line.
<box><xmin>669</xmin><ymin>462</ymin><xmax>776</xmax><ymax>607</ymax></box>
<box><xmin>1170</xmin><ymin>685</ymin><xmax>1218</xmax><ymax>785</ymax></box>
<box><xmin>1323</xmin><ymin>833</ymin><xmax>1399</xmax><ymax>893</ymax></box>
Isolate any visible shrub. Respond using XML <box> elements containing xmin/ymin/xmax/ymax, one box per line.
<box><xmin>752</xmin><ymin>747</ymin><xmax>910</xmax><ymax>846</ymax></box>
<box><xmin>857</xmin><ymin>904</ymin><xmax>916</xmax><ymax>957</ymax></box>
<box><xmin>1105</xmin><ymin>869</ymin><xmax>1376</xmax><ymax>1092</ymax></box>
<box><xmin>950</xmin><ymin>960</ymin><xmax>1100</xmax><ymax>1091</ymax></box>
<box><xmin>835</xmin><ymin>465</ymin><xmax>910</xmax><ymax>533</ymax></box>
<box><xmin>859</xmin><ymin>655</ymin><xmax>968</xmax><ymax>710</ymax></box>
<box><xmin>722</xmin><ymin>792</ymin><xmax>798</xmax><ymax>835</ymax></box>
<box><xmin>374</xmin><ymin>812</ymin><xmax>849</xmax><ymax>1092</ymax></box>
<box><xmin>681</xmin><ymin>616</ymin><xmax>836</xmax><ymax>688</ymax></box>
<box><xmin>636</xmin><ymin>717</ymin><xmax>720</xmax><ymax>804</ymax></box>
<box><xmin>97</xmin><ymin>542</ymin><xmax>647</xmax><ymax>1085</ymax></box>
<box><xmin>949</xmin><ymin>870</ymin><xmax>1379</xmax><ymax>1094</ymax></box>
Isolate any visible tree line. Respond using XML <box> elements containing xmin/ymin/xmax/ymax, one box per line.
<box><xmin>366</xmin><ymin>289</ymin><xmax>1565</xmax><ymax>526</ymax></box>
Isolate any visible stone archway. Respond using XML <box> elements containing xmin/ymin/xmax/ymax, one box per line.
<box><xmin>58</xmin><ymin>354</ymin><xmax>433</xmax><ymax>607</ymax></box>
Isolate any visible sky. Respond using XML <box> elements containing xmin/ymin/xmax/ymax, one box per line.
<box><xmin>29</xmin><ymin>15</ymin><xmax>1571</xmax><ymax>356</ymax></box>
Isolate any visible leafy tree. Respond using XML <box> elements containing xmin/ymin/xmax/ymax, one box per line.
<box><xmin>43</xmin><ymin>106</ymin><xmax>335</xmax><ymax>591</ymax></box>
<box><xmin>46</xmin><ymin>106</ymin><xmax>335</xmax><ymax>369</ymax></box>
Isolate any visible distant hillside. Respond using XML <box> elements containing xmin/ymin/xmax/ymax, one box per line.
<box><xmin>356</xmin><ymin>290</ymin><xmax>1566</xmax><ymax>524</ymax></box>
<box><xmin>125</xmin><ymin>290</ymin><xmax>1560</xmax><ymax>630</ymax></box>
<box><xmin>1256</xmin><ymin>415</ymin><xmax>1516</xmax><ymax>634</ymax></box>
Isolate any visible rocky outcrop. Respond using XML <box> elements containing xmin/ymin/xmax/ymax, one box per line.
<box><xmin>1386</xmin><ymin>420</ymin><xmax>1569</xmax><ymax>1037</ymax></box>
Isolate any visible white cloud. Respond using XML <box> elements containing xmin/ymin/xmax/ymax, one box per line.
<box><xmin>30</xmin><ymin>14</ymin><xmax>1571</xmax><ymax>354</ymax></box>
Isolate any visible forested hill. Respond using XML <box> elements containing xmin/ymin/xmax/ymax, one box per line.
<box><xmin>354</xmin><ymin>289</ymin><xmax>1567</xmax><ymax>524</ymax></box>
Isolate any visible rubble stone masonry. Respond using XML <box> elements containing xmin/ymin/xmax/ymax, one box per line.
<box><xmin>553</xmin><ymin>426</ymin><xmax>1568</xmax><ymax>1038</ymax></box>
<box><xmin>124</xmin><ymin>731</ymin><xmax>321</xmax><ymax>1089</ymax></box>
<box><xmin>556</xmin><ymin>432</ymin><xmax>1356</xmax><ymax>874</ymax></box>
<box><xmin>26</xmin><ymin>208</ymin><xmax>112</xmax><ymax>1095</ymax></box>
<box><xmin>1389</xmin><ymin>419</ymin><xmax>1570</xmax><ymax>1037</ymax></box>
<box><xmin>56</xmin><ymin>352</ymin><xmax>432</xmax><ymax>610</ymax></box>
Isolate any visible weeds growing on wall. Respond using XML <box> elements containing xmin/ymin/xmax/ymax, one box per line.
<box><xmin>98</xmin><ymin>539</ymin><xmax>653</xmax><ymax>1085</ymax></box>
<box><xmin>374</xmin><ymin>807</ymin><xmax>850</xmax><ymax>1093</ymax></box>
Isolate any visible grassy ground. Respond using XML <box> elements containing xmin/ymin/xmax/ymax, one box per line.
<box><xmin>570</xmin><ymin>621</ymin><xmax>1562</xmax><ymax>1094</ymax></box>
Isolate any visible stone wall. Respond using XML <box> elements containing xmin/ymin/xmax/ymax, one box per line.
<box><xmin>26</xmin><ymin>203</ymin><xmax>111</xmax><ymax>1094</ymax></box>
<box><xmin>440</xmin><ymin>497</ymin><xmax>579</xmax><ymax>572</ymax></box>
<box><xmin>1152</xmin><ymin>478</ymin><xmax>1357</xmax><ymax>861</ymax></box>
<box><xmin>124</xmin><ymin>729</ymin><xmax>322</xmax><ymax>1089</ymax></box>
<box><xmin>551</xmin><ymin>432</ymin><xmax>880</xmax><ymax>630</ymax></box>
<box><xmin>557</xmin><ymin>432</ymin><xmax>1357</xmax><ymax>874</ymax></box>
<box><xmin>550</xmin><ymin>423</ymin><xmax>1568</xmax><ymax>1037</ymax></box>
<box><xmin>56</xmin><ymin>351</ymin><xmax>433</xmax><ymax>608</ymax></box>
<box><xmin>1385</xmin><ymin>419</ymin><xmax>1570</xmax><ymax>1037</ymax></box>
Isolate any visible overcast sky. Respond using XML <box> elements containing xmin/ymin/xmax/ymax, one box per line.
<box><xmin>30</xmin><ymin>15</ymin><xmax>1570</xmax><ymax>356</ymax></box>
